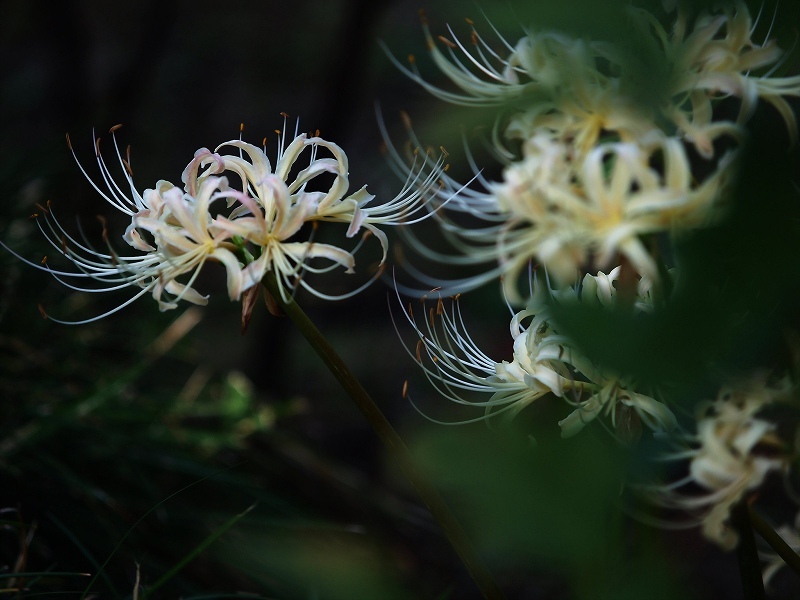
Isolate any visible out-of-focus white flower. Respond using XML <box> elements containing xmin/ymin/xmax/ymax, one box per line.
<box><xmin>6</xmin><ymin>120</ymin><xmax>448</xmax><ymax>322</ymax></box>
<box><xmin>654</xmin><ymin>1</ymin><xmax>800</xmax><ymax>155</ymax></box>
<box><xmin>391</xmin><ymin>4</ymin><xmax>799</xmax><ymax>156</ymax></box>
<box><xmin>647</xmin><ymin>375</ymin><xmax>791</xmax><ymax>550</ymax></box>
<box><xmin>389</xmin><ymin>126</ymin><xmax>735</xmax><ymax>302</ymax></box>
<box><xmin>396</xmin><ymin>267</ymin><xmax>676</xmax><ymax>438</ymax></box>
<box><xmin>384</xmin><ymin>3</ymin><xmax>797</xmax><ymax>301</ymax></box>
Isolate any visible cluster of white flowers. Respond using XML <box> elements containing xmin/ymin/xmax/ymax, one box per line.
<box><xmin>387</xmin><ymin>1</ymin><xmax>799</xmax><ymax>298</ymax></box>
<box><xmin>9</xmin><ymin>120</ymin><xmax>447</xmax><ymax>323</ymax></box>
<box><xmin>397</xmin><ymin>267</ymin><xmax>676</xmax><ymax>439</ymax></box>
<box><xmin>388</xmin><ymin>0</ymin><xmax>800</xmax><ymax>564</ymax></box>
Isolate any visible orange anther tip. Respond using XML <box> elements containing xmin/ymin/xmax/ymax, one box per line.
<box><xmin>38</xmin><ymin>304</ymin><xmax>48</xmax><ymax>319</ymax></box>
<box><xmin>465</xmin><ymin>17</ymin><xmax>474</xmax><ymax>25</ymax></box>
<box><xmin>109</xmin><ymin>123</ymin><xmax>123</xmax><ymax>133</ymax></box>
<box><xmin>240</xmin><ymin>122</ymin><xmax>245</xmax><ymax>131</ymax></box>
<box><xmin>402</xmin><ymin>380</ymin><xmax>409</xmax><ymax>398</ymax></box>
<box><xmin>280</xmin><ymin>111</ymin><xmax>290</xmax><ymax>118</ymax></box>
<box><xmin>437</xmin><ymin>35</ymin><xmax>457</xmax><ymax>49</ymax></box>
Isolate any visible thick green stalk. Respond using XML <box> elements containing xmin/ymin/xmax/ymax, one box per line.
<box><xmin>749</xmin><ymin>506</ymin><xmax>800</xmax><ymax>577</ymax></box>
<box><xmin>262</xmin><ymin>274</ymin><xmax>506</xmax><ymax>600</ymax></box>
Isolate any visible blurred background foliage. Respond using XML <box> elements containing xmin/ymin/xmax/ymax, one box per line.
<box><xmin>1</xmin><ymin>0</ymin><xmax>799</xmax><ymax>598</ymax></box>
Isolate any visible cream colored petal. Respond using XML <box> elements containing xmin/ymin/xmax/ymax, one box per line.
<box><xmin>273</xmin><ymin>135</ymin><xmax>309</xmax><ymax>180</ymax></box>
<box><xmin>281</xmin><ymin>241</ymin><xmax>356</xmax><ymax>273</ymax></box>
<box><xmin>559</xmin><ymin>394</ymin><xmax>604</xmax><ymax>438</ymax></box>
<box><xmin>210</xmin><ymin>247</ymin><xmax>245</xmax><ymax>300</ymax></box>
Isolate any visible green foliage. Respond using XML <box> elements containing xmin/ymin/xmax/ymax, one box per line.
<box><xmin>410</xmin><ymin>426</ymin><xmax>691</xmax><ymax>599</ymax></box>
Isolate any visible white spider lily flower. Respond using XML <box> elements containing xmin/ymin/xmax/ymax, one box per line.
<box><xmin>5</xmin><ymin>120</ymin><xmax>449</xmax><ymax>322</ymax></box>
<box><xmin>387</xmin><ymin>16</ymin><xmax>591</xmax><ymax>107</ymax></box>
<box><xmin>654</xmin><ymin>1</ymin><xmax>800</xmax><ymax>155</ymax></box>
<box><xmin>16</xmin><ymin>178</ymin><xmax>245</xmax><ymax>322</ymax></box>
<box><xmin>390</xmin><ymin>125</ymin><xmax>736</xmax><ymax>302</ymax></box>
<box><xmin>1</xmin><ymin>130</ymin><xmax>244</xmax><ymax>323</ymax></box>
<box><xmin>391</xmin><ymin>274</ymin><xmax>580</xmax><ymax>425</ymax></box>
<box><xmin>390</xmin><ymin>5</ymin><xmax>799</xmax><ymax>157</ymax></box>
<box><xmin>197</xmin><ymin>124</ymin><xmax>449</xmax><ymax>302</ymax></box>
<box><xmin>129</xmin><ymin>177</ymin><xmax>244</xmax><ymax>311</ymax></box>
<box><xmin>647</xmin><ymin>376</ymin><xmax>791</xmax><ymax>550</ymax></box>
<box><xmin>395</xmin><ymin>268</ymin><xmax>675</xmax><ymax>438</ymax></box>
<box><xmin>385</xmin><ymin>14</ymin><xmax>667</xmax><ymax>158</ymax></box>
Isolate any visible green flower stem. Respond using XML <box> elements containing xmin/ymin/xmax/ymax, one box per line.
<box><xmin>749</xmin><ymin>506</ymin><xmax>800</xmax><ymax>577</ymax></box>
<box><xmin>262</xmin><ymin>274</ymin><xmax>506</xmax><ymax>600</ymax></box>
<box><xmin>731</xmin><ymin>500</ymin><xmax>766</xmax><ymax>600</ymax></box>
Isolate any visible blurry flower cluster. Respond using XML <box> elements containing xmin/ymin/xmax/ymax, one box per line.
<box><xmin>646</xmin><ymin>375</ymin><xmax>791</xmax><ymax>550</ymax></box>
<box><xmin>388</xmin><ymin>1</ymin><xmax>797</xmax><ymax>298</ymax></box>
<box><xmin>389</xmin><ymin>0</ymin><xmax>800</xmax><ymax>570</ymax></box>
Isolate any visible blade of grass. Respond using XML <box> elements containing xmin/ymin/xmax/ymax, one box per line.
<box><xmin>139</xmin><ymin>503</ymin><xmax>256</xmax><ymax>600</ymax></box>
<box><xmin>80</xmin><ymin>464</ymin><xmax>244</xmax><ymax>600</ymax></box>
<box><xmin>47</xmin><ymin>511</ymin><xmax>118</xmax><ymax>597</ymax></box>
